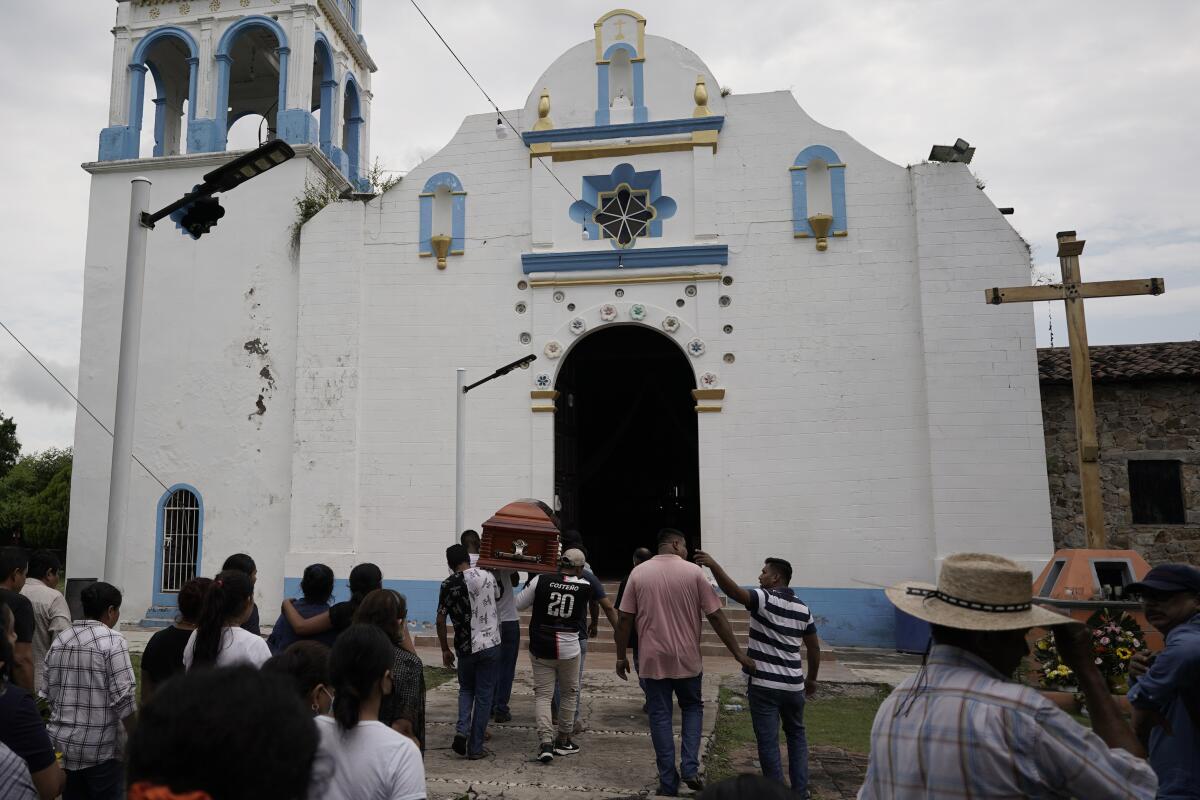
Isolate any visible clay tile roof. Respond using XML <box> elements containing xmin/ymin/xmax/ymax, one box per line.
<box><xmin>1038</xmin><ymin>341</ymin><xmax>1200</xmax><ymax>383</ymax></box>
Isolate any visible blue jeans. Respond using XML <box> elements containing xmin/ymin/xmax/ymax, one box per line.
<box><xmin>748</xmin><ymin>684</ymin><xmax>809</xmax><ymax>793</ymax></box>
<box><xmin>643</xmin><ymin>674</ymin><xmax>704</xmax><ymax>795</ymax></box>
<box><xmin>493</xmin><ymin>620</ymin><xmax>520</xmax><ymax>716</ymax></box>
<box><xmin>64</xmin><ymin>759</ymin><xmax>123</xmax><ymax>800</ymax></box>
<box><xmin>552</xmin><ymin>635</ymin><xmax>588</xmax><ymax>725</ymax></box>
<box><xmin>455</xmin><ymin>645</ymin><xmax>500</xmax><ymax>755</ymax></box>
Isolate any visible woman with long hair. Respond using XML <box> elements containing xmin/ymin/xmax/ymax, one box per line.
<box><xmin>268</xmin><ymin>563</ymin><xmax>338</xmax><ymax>654</ymax></box>
<box><xmin>141</xmin><ymin>576</ymin><xmax>212</xmax><ymax>702</ymax></box>
<box><xmin>280</xmin><ymin>563</ymin><xmax>396</xmax><ymax>642</ymax></box>
<box><xmin>312</xmin><ymin>625</ymin><xmax>426</xmax><ymax>800</ymax></box>
<box><xmin>354</xmin><ymin>589</ymin><xmax>426</xmax><ymax>749</ymax></box>
<box><xmin>262</xmin><ymin>640</ymin><xmax>333</xmax><ymax>716</ymax></box>
<box><xmin>183</xmin><ymin>570</ymin><xmax>271</xmax><ymax>670</ymax></box>
<box><xmin>127</xmin><ymin>665</ymin><xmax>319</xmax><ymax>800</ymax></box>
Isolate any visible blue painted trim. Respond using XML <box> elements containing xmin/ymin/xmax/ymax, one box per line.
<box><xmin>151</xmin><ymin>484</ymin><xmax>204</xmax><ymax>610</ymax></box>
<box><xmin>595</xmin><ymin>42</ymin><xmax>647</xmax><ymax>126</ymax></box>
<box><xmin>525</xmin><ymin>116</ymin><xmax>723</xmax><ymax>146</ymax></box>
<box><xmin>187</xmin><ymin>58</ymin><xmax>199</xmax><ymax>122</ymax></box>
<box><xmin>132</xmin><ymin>25</ymin><xmax>200</xmax><ymax>63</ymax></box>
<box><xmin>418</xmin><ymin>172</ymin><xmax>467</xmax><ymax>255</ymax></box>
<box><xmin>791</xmin><ymin>145</ymin><xmax>848</xmax><ymax>237</ymax></box>
<box><xmin>775</xmin><ymin>587</ymin><xmax>893</xmax><ymax>648</ymax></box>
<box><xmin>521</xmin><ymin>244</ymin><xmax>727</xmax><ymax>275</ymax></box>
<box><xmin>323</xmin><ymin>143</ymin><xmax>349</xmax><ymax>175</ymax></box>
<box><xmin>281</xmin><ymin>577</ymin><xmax>447</xmax><ymax>626</ymax></box>
<box><xmin>187</xmin><ymin>118</ymin><xmax>223</xmax><ymax>153</ymax></box>
<box><xmin>313</xmin><ymin>33</ymin><xmax>337</xmax><ymax>149</ymax></box>
<box><xmin>575</xmin><ymin>164</ymin><xmax>671</xmax><ymax>243</ymax></box>
<box><xmin>342</xmin><ymin>74</ymin><xmax>363</xmax><ymax>187</ymax></box>
<box><xmin>277</xmin><ymin>109</ymin><xmax>318</xmax><ymax>145</ymax></box>
<box><xmin>213</xmin><ymin>16</ymin><xmax>289</xmax><ymax>151</ymax></box>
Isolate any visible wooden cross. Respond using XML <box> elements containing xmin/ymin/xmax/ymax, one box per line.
<box><xmin>985</xmin><ymin>230</ymin><xmax>1165</xmax><ymax>549</ymax></box>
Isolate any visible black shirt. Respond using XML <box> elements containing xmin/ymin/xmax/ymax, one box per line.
<box><xmin>0</xmin><ymin>684</ymin><xmax>56</xmax><ymax>773</ymax></box>
<box><xmin>240</xmin><ymin>603</ymin><xmax>261</xmax><ymax>636</ymax></box>
<box><xmin>528</xmin><ymin>573</ymin><xmax>591</xmax><ymax>660</ymax></box>
<box><xmin>140</xmin><ymin>625</ymin><xmax>193</xmax><ymax>686</ymax></box>
<box><xmin>0</xmin><ymin>589</ymin><xmax>34</xmax><ymax>643</ymax></box>
<box><xmin>328</xmin><ymin>600</ymin><xmax>356</xmax><ymax>634</ymax></box>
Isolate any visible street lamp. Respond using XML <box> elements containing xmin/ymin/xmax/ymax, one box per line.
<box><xmin>455</xmin><ymin>355</ymin><xmax>537</xmax><ymax>538</ymax></box>
<box><xmin>103</xmin><ymin>140</ymin><xmax>296</xmax><ymax>585</ymax></box>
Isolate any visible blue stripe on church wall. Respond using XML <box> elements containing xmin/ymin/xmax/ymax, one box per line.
<box><xmin>595</xmin><ymin>63</ymin><xmax>610</xmax><ymax>126</ymax></box>
<box><xmin>524</xmin><ymin>116</ymin><xmax>723</xmax><ymax>146</ymax></box>
<box><xmin>522</xmin><ymin>245</ymin><xmax>727</xmax><ymax>274</ymax></box>
<box><xmin>281</xmin><ymin>577</ymin><xmax>447</xmax><ymax>630</ymax></box>
<box><xmin>279</xmin><ymin>580</ymin><xmax>892</xmax><ymax>646</ymax></box>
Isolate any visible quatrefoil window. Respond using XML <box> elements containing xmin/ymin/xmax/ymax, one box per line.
<box><xmin>593</xmin><ymin>183</ymin><xmax>656</xmax><ymax>248</ymax></box>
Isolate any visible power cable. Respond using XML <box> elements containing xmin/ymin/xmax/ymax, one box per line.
<box><xmin>405</xmin><ymin>0</ymin><xmax>580</xmax><ymax>204</ymax></box>
<box><xmin>0</xmin><ymin>318</ymin><xmax>172</xmax><ymax>493</ymax></box>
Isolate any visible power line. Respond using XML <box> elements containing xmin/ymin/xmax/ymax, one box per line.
<box><xmin>0</xmin><ymin>318</ymin><xmax>171</xmax><ymax>493</ymax></box>
<box><xmin>405</xmin><ymin>0</ymin><xmax>580</xmax><ymax>205</ymax></box>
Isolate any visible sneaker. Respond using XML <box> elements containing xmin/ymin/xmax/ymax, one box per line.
<box><xmin>467</xmin><ymin>747</ymin><xmax>492</xmax><ymax>760</ymax></box>
<box><xmin>553</xmin><ymin>738</ymin><xmax>581</xmax><ymax>756</ymax></box>
<box><xmin>683</xmin><ymin>775</ymin><xmax>705</xmax><ymax>792</ymax></box>
<box><xmin>493</xmin><ymin>710</ymin><xmax>513</xmax><ymax>723</ymax></box>
<box><xmin>537</xmin><ymin>743</ymin><xmax>555</xmax><ymax>763</ymax></box>
<box><xmin>451</xmin><ymin>734</ymin><xmax>467</xmax><ymax>756</ymax></box>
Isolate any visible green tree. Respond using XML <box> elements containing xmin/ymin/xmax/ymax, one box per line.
<box><xmin>0</xmin><ymin>448</ymin><xmax>72</xmax><ymax>550</ymax></box>
<box><xmin>0</xmin><ymin>410</ymin><xmax>18</xmax><ymax>479</ymax></box>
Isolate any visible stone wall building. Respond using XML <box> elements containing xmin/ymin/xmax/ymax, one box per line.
<box><xmin>1040</xmin><ymin>341</ymin><xmax>1200</xmax><ymax>565</ymax></box>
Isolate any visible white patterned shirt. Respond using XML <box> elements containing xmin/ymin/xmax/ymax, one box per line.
<box><xmin>859</xmin><ymin>644</ymin><xmax>1157</xmax><ymax>800</ymax></box>
<box><xmin>0</xmin><ymin>741</ymin><xmax>37</xmax><ymax>800</ymax></box>
<box><xmin>42</xmin><ymin>621</ymin><xmax>137</xmax><ymax>770</ymax></box>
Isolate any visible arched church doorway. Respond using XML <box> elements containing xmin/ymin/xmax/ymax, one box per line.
<box><xmin>554</xmin><ymin>325</ymin><xmax>700</xmax><ymax>576</ymax></box>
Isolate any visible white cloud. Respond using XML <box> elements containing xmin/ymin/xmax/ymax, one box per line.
<box><xmin>1</xmin><ymin>0</ymin><xmax>1198</xmax><ymax>449</ymax></box>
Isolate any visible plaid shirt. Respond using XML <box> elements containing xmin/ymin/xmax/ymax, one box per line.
<box><xmin>41</xmin><ymin>620</ymin><xmax>137</xmax><ymax>769</ymax></box>
<box><xmin>859</xmin><ymin>644</ymin><xmax>1157</xmax><ymax>799</ymax></box>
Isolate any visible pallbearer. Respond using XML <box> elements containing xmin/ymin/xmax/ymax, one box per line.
<box><xmin>516</xmin><ymin>549</ymin><xmax>593</xmax><ymax>763</ymax></box>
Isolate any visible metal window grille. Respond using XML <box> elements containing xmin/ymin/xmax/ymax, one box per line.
<box><xmin>160</xmin><ymin>489</ymin><xmax>201</xmax><ymax>593</ymax></box>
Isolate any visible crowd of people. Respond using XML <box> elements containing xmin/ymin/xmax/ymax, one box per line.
<box><xmin>0</xmin><ymin>533</ymin><xmax>1196</xmax><ymax>799</ymax></box>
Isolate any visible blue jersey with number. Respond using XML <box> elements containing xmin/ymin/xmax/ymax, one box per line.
<box><xmin>525</xmin><ymin>573</ymin><xmax>591</xmax><ymax>660</ymax></box>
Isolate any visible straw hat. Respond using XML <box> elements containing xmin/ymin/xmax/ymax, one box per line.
<box><xmin>886</xmin><ymin>553</ymin><xmax>1080</xmax><ymax>631</ymax></box>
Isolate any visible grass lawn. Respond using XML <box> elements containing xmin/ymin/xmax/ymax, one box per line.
<box><xmin>706</xmin><ymin>685</ymin><xmax>890</xmax><ymax>784</ymax></box>
<box><xmin>424</xmin><ymin>665</ymin><xmax>457</xmax><ymax>690</ymax></box>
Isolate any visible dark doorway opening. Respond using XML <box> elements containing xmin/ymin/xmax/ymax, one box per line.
<box><xmin>554</xmin><ymin>325</ymin><xmax>700</xmax><ymax>577</ymax></box>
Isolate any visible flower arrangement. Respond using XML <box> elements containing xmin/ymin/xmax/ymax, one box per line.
<box><xmin>1033</xmin><ymin>608</ymin><xmax>1144</xmax><ymax>693</ymax></box>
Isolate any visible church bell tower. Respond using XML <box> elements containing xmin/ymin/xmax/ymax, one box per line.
<box><xmin>99</xmin><ymin>0</ymin><xmax>376</xmax><ymax>187</ymax></box>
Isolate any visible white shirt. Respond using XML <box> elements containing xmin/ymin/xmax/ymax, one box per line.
<box><xmin>21</xmin><ymin>577</ymin><xmax>71</xmax><ymax>689</ymax></box>
<box><xmin>468</xmin><ymin>554</ymin><xmax>519</xmax><ymax>623</ymax></box>
<box><xmin>182</xmin><ymin>626</ymin><xmax>271</xmax><ymax>670</ymax></box>
<box><xmin>312</xmin><ymin>716</ymin><xmax>426</xmax><ymax>800</ymax></box>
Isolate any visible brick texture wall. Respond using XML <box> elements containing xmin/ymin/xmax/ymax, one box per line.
<box><xmin>1041</xmin><ymin>378</ymin><xmax>1200</xmax><ymax>564</ymax></box>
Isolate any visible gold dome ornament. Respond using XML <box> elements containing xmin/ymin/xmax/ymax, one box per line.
<box><xmin>533</xmin><ymin>88</ymin><xmax>554</xmax><ymax>131</ymax></box>
<box><xmin>693</xmin><ymin>75</ymin><xmax>711</xmax><ymax>118</ymax></box>
<box><xmin>430</xmin><ymin>235</ymin><xmax>452</xmax><ymax>269</ymax></box>
<box><xmin>808</xmin><ymin>214</ymin><xmax>834</xmax><ymax>252</ymax></box>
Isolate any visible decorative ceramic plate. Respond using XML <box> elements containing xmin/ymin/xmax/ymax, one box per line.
<box><xmin>544</xmin><ymin>340</ymin><xmax>563</xmax><ymax>359</ymax></box>
<box><xmin>599</xmin><ymin>304</ymin><xmax>618</xmax><ymax>322</ymax></box>
<box><xmin>687</xmin><ymin>338</ymin><xmax>706</xmax><ymax>357</ymax></box>
<box><xmin>569</xmin><ymin>317</ymin><xmax>587</xmax><ymax>335</ymax></box>
<box><xmin>534</xmin><ymin>372</ymin><xmax>553</xmax><ymax>389</ymax></box>
<box><xmin>700</xmin><ymin>371</ymin><xmax>719</xmax><ymax>388</ymax></box>
<box><xmin>662</xmin><ymin>316</ymin><xmax>680</xmax><ymax>333</ymax></box>
<box><xmin>629</xmin><ymin>303</ymin><xmax>647</xmax><ymax>321</ymax></box>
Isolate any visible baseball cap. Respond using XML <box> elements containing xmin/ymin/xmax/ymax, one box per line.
<box><xmin>1126</xmin><ymin>564</ymin><xmax>1200</xmax><ymax>596</ymax></box>
<box><xmin>559</xmin><ymin>548</ymin><xmax>586</xmax><ymax>568</ymax></box>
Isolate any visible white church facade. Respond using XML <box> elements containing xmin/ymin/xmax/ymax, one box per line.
<box><xmin>68</xmin><ymin>2</ymin><xmax>1054</xmax><ymax>646</ymax></box>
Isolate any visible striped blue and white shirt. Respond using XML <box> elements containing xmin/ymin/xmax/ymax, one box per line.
<box><xmin>744</xmin><ymin>587</ymin><xmax>817</xmax><ymax>691</ymax></box>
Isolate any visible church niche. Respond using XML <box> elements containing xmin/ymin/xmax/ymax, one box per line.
<box><xmin>123</xmin><ymin>27</ymin><xmax>197</xmax><ymax>159</ymax></box>
<box><xmin>216</xmin><ymin>17</ymin><xmax>289</xmax><ymax>150</ymax></box>
<box><xmin>791</xmin><ymin>144</ymin><xmax>848</xmax><ymax>249</ymax></box>
<box><xmin>419</xmin><ymin>172</ymin><xmax>467</xmax><ymax>268</ymax></box>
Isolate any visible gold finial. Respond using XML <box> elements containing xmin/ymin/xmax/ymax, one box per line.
<box><xmin>808</xmin><ymin>214</ymin><xmax>833</xmax><ymax>252</ymax></box>
<box><xmin>430</xmin><ymin>235</ymin><xmax>451</xmax><ymax>269</ymax></box>
<box><xmin>533</xmin><ymin>88</ymin><xmax>554</xmax><ymax>131</ymax></box>
<box><xmin>693</xmin><ymin>75</ymin><xmax>711</xmax><ymax>118</ymax></box>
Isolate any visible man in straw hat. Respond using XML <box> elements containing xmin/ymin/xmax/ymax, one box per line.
<box><xmin>859</xmin><ymin>553</ymin><xmax>1157</xmax><ymax>799</ymax></box>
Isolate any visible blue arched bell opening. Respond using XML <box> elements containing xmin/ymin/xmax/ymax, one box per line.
<box><xmin>211</xmin><ymin>15</ymin><xmax>290</xmax><ymax>152</ymax></box>
<box><xmin>99</xmin><ymin>26</ymin><xmax>199</xmax><ymax>161</ymax></box>
<box><xmin>790</xmin><ymin>144</ymin><xmax>848</xmax><ymax>238</ymax></box>
<box><xmin>148</xmin><ymin>484</ymin><xmax>204</xmax><ymax>617</ymax></box>
<box><xmin>595</xmin><ymin>42</ymin><xmax>646</xmax><ymax>126</ymax></box>
<box><xmin>342</xmin><ymin>73</ymin><xmax>365</xmax><ymax>189</ymax></box>
<box><xmin>418</xmin><ymin>172</ymin><xmax>467</xmax><ymax>257</ymax></box>
<box><xmin>314</xmin><ymin>33</ymin><xmax>338</xmax><ymax>153</ymax></box>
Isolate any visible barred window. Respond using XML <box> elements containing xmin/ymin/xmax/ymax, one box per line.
<box><xmin>594</xmin><ymin>183</ymin><xmax>656</xmax><ymax>248</ymax></box>
<box><xmin>160</xmin><ymin>488</ymin><xmax>201</xmax><ymax>593</ymax></box>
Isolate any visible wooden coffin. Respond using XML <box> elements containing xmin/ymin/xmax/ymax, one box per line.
<box><xmin>478</xmin><ymin>499</ymin><xmax>562</xmax><ymax>574</ymax></box>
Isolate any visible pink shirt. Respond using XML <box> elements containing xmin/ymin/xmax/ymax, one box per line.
<box><xmin>618</xmin><ymin>554</ymin><xmax>723</xmax><ymax>680</ymax></box>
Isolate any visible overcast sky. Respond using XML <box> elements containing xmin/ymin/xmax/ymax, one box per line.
<box><xmin>1</xmin><ymin>1</ymin><xmax>1197</xmax><ymax>455</ymax></box>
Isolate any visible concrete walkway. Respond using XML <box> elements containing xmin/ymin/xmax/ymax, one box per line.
<box><xmin>420</xmin><ymin>650</ymin><xmax>724</xmax><ymax>800</ymax></box>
